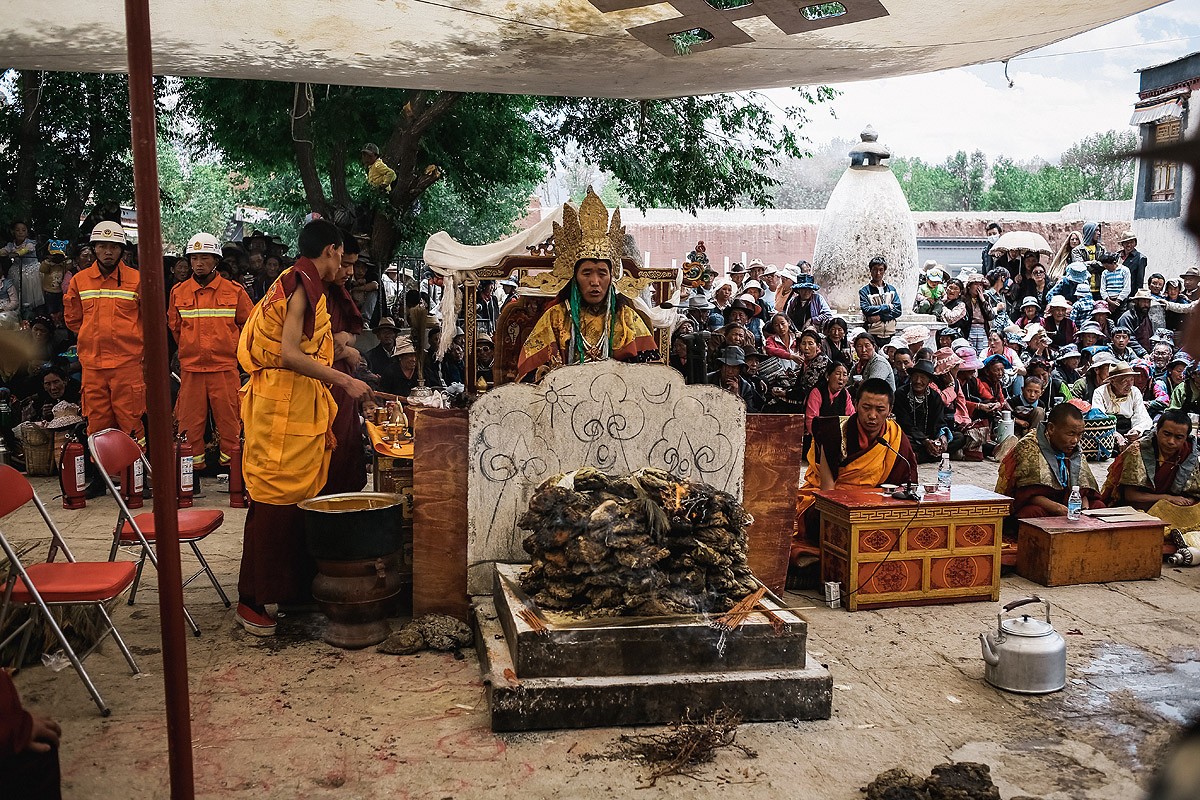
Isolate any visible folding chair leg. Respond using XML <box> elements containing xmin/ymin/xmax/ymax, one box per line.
<box><xmin>41</xmin><ymin>609</ymin><xmax>112</xmax><ymax>717</ymax></box>
<box><xmin>14</xmin><ymin>611</ymin><xmax>37</xmax><ymax>674</ymax></box>
<box><xmin>183</xmin><ymin>605</ymin><xmax>201</xmax><ymax>637</ymax></box>
<box><xmin>191</xmin><ymin>541</ymin><xmax>231</xmax><ymax>608</ymax></box>
<box><xmin>97</xmin><ymin>606</ymin><xmax>140</xmax><ymax>675</ymax></box>
<box><xmin>128</xmin><ymin>549</ymin><xmax>148</xmax><ymax>606</ymax></box>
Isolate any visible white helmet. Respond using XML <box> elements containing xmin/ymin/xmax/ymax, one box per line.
<box><xmin>89</xmin><ymin>222</ymin><xmax>127</xmax><ymax>245</ymax></box>
<box><xmin>185</xmin><ymin>233</ymin><xmax>221</xmax><ymax>257</ymax></box>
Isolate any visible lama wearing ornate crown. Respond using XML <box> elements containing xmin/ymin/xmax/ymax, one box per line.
<box><xmin>516</xmin><ymin>188</ymin><xmax>660</xmax><ymax>381</ymax></box>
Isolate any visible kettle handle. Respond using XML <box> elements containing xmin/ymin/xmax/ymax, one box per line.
<box><xmin>1003</xmin><ymin>595</ymin><xmax>1042</xmax><ymax>612</ymax></box>
<box><xmin>999</xmin><ymin>595</ymin><xmax>1051</xmax><ymax>629</ymax></box>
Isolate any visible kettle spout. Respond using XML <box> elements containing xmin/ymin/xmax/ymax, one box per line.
<box><xmin>980</xmin><ymin>633</ymin><xmax>1000</xmax><ymax>666</ymax></box>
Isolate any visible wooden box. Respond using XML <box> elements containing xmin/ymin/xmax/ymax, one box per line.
<box><xmin>816</xmin><ymin>486</ymin><xmax>1011</xmax><ymax>611</ymax></box>
<box><xmin>1016</xmin><ymin>515</ymin><xmax>1164</xmax><ymax>586</ymax></box>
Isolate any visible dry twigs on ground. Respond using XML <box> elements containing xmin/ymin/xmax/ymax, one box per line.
<box><xmin>599</xmin><ymin>708</ymin><xmax>757</xmax><ymax>787</ymax></box>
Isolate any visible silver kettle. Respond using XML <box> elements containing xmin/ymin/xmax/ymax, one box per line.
<box><xmin>979</xmin><ymin>596</ymin><xmax>1066</xmax><ymax>694</ymax></box>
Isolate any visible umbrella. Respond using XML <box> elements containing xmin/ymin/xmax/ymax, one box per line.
<box><xmin>989</xmin><ymin>231</ymin><xmax>1052</xmax><ymax>257</ymax></box>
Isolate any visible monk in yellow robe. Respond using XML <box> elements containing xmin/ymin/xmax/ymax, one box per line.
<box><xmin>235</xmin><ymin>219</ymin><xmax>372</xmax><ymax>637</ymax></box>
<box><xmin>792</xmin><ymin>378</ymin><xmax>918</xmax><ymax>568</ymax></box>
<box><xmin>517</xmin><ymin>258</ymin><xmax>658</xmax><ymax>382</ymax></box>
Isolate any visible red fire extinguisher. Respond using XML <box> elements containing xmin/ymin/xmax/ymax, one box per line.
<box><xmin>176</xmin><ymin>430</ymin><xmax>194</xmax><ymax>508</ymax></box>
<box><xmin>122</xmin><ymin>430</ymin><xmax>144</xmax><ymax>510</ymax></box>
<box><xmin>59</xmin><ymin>433</ymin><xmax>87</xmax><ymax>510</ymax></box>
<box><xmin>228</xmin><ymin>445</ymin><xmax>247</xmax><ymax>508</ymax></box>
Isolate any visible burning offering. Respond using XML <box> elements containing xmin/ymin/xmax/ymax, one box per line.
<box><xmin>518</xmin><ymin>467</ymin><xmax>758</xmax><ymax>617</ymax></box>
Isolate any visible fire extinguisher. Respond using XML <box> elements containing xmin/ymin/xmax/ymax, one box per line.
<box><xmin>228</xmin><ymin>445</ymin><xmax>247</xmax><ymax>508</ymax></box>
<box><xmin>59</xmin><ymin>433</ymin><xmax>87</xmax><ymax>510</ymax></box>
<box><xmin>122</xmin><ymin>430</ymin><xmax>144</xmax><ymax>509</ymax></box>
<box><xmin>176</xmin><ymin>430</ymin><xmax>194</xmax><ymax>508</ymax></box>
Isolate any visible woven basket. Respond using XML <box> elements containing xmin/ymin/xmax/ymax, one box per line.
<box><xmin>16</xmin><ymin>423</ymin><xmax>55</xmax><ymax>477</ymax></box>
<box><xmin>1080</xmin><ymin>414</ymin><xmax>1117</xmax><ymax>462</ymax></box>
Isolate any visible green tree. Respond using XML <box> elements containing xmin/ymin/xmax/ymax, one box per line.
<box><xmin>981</xmin><ymin>158</ymin><xmax>1088</xmax><ymax>213</ymax></box>
<box><xmin>891</xmin><ymin>156</ymin><xmax>958</xmax><ymax>211</ymax></box>
<box><xmin>157</xmin><ymin>138</ymin><xmax>238</xmax><ymax>251</ymax></box>
<box><xmin>177</xmin><ymin>80</ymin><xmax>830</xmax><ymax>262</ymax></box>
<box><xmin>1060</xmin><ymin>129</ymin><xmax>1138</xmax><ymax>201</ymax></box>
<box><xmin>943</xmin><ymin>149</ymin><xmax>988</xmax><ymax>211</ymax></box>
<box><xmin>0</xmin><ymin>70</ymin><xmax>138</xmax><ymax>240</ymax></box>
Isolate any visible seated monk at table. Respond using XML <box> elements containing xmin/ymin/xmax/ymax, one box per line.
<box><xmin>792</xmin><ymin>377</ymin><xmax>918</xmax><ymax>569</ymax></box>
<box><xmin>995</xmin><ymin>402</ymin><xmax>1103</xmax><ymax>525</ymax></box>
<box><xmin>517</xmin><ymin>188</ymin><xmax>659</xmax><ymax>382</ymax></box>
<box><xmin>1102</xmin><ymin>409</ymin><xmax>1200</xmax><ymax>511</ymax></box>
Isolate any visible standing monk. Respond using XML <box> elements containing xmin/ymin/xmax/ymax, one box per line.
<box><xmin>63</xmin><ymin>222</ymin><xmax>146</xmax><ymax>441</ymax></box>
<box><xmin>320</xmin><ymin>235</ymin><xmax>368</xmax><ymax>495</ymax></box>
<box><xmin>235</xmin><ymin>220</ymin><xmax>372</xmax><ymax>636</ymax></box>
<box><xmin>168</xmin><ymin>232</ymin><xmax>253</xmax><ymax>475</ymax></box>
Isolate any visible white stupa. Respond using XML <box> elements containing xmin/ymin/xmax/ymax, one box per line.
<box><xmin>812</xmin><ymin>126</ymin><xmax>920</xmax><ymax>315</ymax></box>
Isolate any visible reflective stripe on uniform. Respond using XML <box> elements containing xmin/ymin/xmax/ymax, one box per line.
<box><xmin>78</xmin><ymin>289</ymin><xmax>139</xmax><ymax>301</ymax></box>
<box><xmin>178</xmin><ymin>308</ymin><xmax>238</xmax><ymax>318</ymax></box>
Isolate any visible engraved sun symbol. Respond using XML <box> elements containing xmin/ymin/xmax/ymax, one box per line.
<box><xmin>531</xmin><ymin>384</ymin><xmax>577</xmax><ymax>427</ymax></box>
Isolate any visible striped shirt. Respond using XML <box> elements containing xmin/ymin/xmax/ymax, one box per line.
<box><xmin>1100</xmin><ymin>266</ymin><xmax>1131</xmax><ymax>303</ymax></box>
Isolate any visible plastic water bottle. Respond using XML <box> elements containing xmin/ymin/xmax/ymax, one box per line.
<box><xmin>937</xmin><ymin>453</ymin><xmax>952</xmax><ymax>493</ymax></box>
<box><xmin>1067</xmin><ymin>486</ymin><xmax>1082</xmax><ymax>520</ymax></box>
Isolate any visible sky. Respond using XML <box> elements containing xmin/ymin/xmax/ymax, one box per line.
<box><xmin>767</xmin><ymin>0</ymin><xmax>1200</xmax><ymax>164</ymax></box>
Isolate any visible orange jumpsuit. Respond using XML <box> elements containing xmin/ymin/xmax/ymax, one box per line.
<box><xmin>168</xmin><ymin>273</ymin><xmax>253</xmax><ymax>469</ymax></box>
<box><xmin>62</xmin><ymin>261</ymin><xmax>146</xmax><ymax>440</ymax></box>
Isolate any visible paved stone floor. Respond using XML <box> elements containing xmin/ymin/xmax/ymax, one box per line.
<box><xmin>4</xmin><ymin>459</ymin><xmax>1197</xmax><ymax>799</ymax></box>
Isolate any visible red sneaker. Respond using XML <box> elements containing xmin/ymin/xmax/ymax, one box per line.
<box><xmin>236</xmin><ymin>603</ymin><xmax>277</xmax><ymax>637</ymax></box>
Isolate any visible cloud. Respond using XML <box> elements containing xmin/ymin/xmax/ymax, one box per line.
<box><xmin>774</xmin><ymin>0</ymin><xmax>1200</xmax><ymax>163</ymax></box>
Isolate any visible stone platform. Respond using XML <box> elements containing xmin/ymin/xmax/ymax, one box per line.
<box><xmin>475</xmin><ymin>564</ymin><xmax>833</xmax><ymax>731</ymax></box>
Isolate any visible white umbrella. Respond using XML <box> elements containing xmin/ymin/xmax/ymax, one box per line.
<box><xmin>989</xmin><ymin>231</ymin><xmax>1052</xmax><ymax>257</ymax></box>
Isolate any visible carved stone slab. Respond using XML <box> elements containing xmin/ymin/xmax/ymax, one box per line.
<box><xmin>466</xmin><ymin>362</ymin><xmax>745</xmax><ymax>593</ymax></box>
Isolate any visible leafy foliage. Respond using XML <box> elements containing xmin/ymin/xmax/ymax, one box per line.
<box><xmin>157</xmin><ymin>138</ymin><xmax>239</xmax><ymax>251</ymax></box>
<box><xmin>0</xmin><ymin>70</ymin><xmax>138</xmax><ymax>240</ymax></box>
<box><xmin>177</xmin><ymin>79</ymin><xmax>834</xmax><ymax>258</ymax></box>
<box><xmin>1060</xmin><ymin>129</ymin><xmax>1137</xmax><ymax>201</ymax></box>
<box><xmin>893</xmin><ymin>130</ymin><xmax>1136</xmax><ymax>212</ymax></box>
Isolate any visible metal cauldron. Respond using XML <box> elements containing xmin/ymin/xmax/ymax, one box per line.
<box><xmin>300</xmin><ymin>492</ymin><xmax>405</xmax><ymax>649</ymax></box>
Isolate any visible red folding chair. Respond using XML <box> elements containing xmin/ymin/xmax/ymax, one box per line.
<box><xmin>0</xmin><ymin>464</ymin><xmax>140</xmax><ymax>716</ymax></box>
<box><xmin>88</xmin><ymin>428</ymin><xmax>230</xmax><ymax>637</ymax></box>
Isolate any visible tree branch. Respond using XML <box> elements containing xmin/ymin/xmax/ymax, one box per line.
<box><xmin>290</xmin><ymin>82</ymin><xmax>332</xmax><ymax>217</ymax></box>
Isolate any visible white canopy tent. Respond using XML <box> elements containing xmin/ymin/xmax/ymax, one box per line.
<box><xmin>5</xmin><ymin>0</ymin><xmax>1165</xmax><ymax>99</ymax></box>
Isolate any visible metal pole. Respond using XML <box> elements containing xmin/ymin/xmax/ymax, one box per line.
<box><xmin>124</xmin><ymin>1</ymin><xmax>195</xmax><ymax>797</ymax></box>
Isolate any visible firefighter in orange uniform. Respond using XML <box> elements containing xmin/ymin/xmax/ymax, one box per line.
<box><xmin>168</xmin><ymin>232</ymin><xmax>254</xmax><ymax>474</ymax></box>
<box><xmin>63</xmin><ymin>222</ymin><xmax>146</xmax><ymax>440</ymax></box>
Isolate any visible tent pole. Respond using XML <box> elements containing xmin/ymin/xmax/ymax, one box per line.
<box><xmin>124</xmin><ymin>1</ymin><xmax>195</xmax><ymax>797</ymax></box>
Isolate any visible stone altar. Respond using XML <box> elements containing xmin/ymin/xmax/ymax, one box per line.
<box><xmin>466</xmin><ymin>361</ymin><xmax>745</xmax><ymax>593</ymax></box>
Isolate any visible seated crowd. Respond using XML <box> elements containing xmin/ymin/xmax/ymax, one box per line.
<box><xmin>668</xmin><ymin>229</ymin><xmax>1199</xmax><ymax>473</ymax></box>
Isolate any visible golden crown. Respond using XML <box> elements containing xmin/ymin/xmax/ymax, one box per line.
<box><xmin>526</xmin><ymin>187</ymin><xmax>630</xmax><ymax>296</ymax></box>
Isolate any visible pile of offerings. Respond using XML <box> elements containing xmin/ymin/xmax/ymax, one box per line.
<box><xmin>518</xmin><ymin>467</ymin><xmax>757</xmax><ymax>617</ymax></box>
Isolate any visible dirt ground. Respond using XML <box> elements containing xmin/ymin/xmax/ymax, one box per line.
<box><xmin>5</xmin><ymin>459</ymin><xmax>1197</xmax><ymax>800</ymax></box>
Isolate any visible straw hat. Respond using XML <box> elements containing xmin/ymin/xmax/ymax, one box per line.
<box><xmin>1103</xmin><ymin>361</ymin><xmax>1137</xmax><ymax>384</ymax></box>
<box><xmin>46</xmin><ymin>402</ymin><xmax>84</xmax><ymax>429</ymax></box>
<box><xmin>1130</xmin><ymin>288</ymin><xmax>1153</xmax><ymax>302</ymax></box>
<box><xmin>393</xmin><ymin>336</ymin><xmax>416</xmax><ymax>357</ymax></box>
<box><xmin>1117</xmin><ymin>231</ymin><xmax>1137</xmax><ymax>243</ymax></box>
<box><xmin>900</xmin><ymin>325</ymin><xmax>931</xmax><ymax>346</ymax></box>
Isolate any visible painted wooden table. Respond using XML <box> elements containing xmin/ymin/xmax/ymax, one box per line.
<box><xmin>815</xmin><ymin>485</ymin><xmax>1012</xmax><ymax>611</ymax></box>
<box><xmin>1016</xmin><ymin>514</ymin><xmax>1165</xmax><ymax>587</ymax></box>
